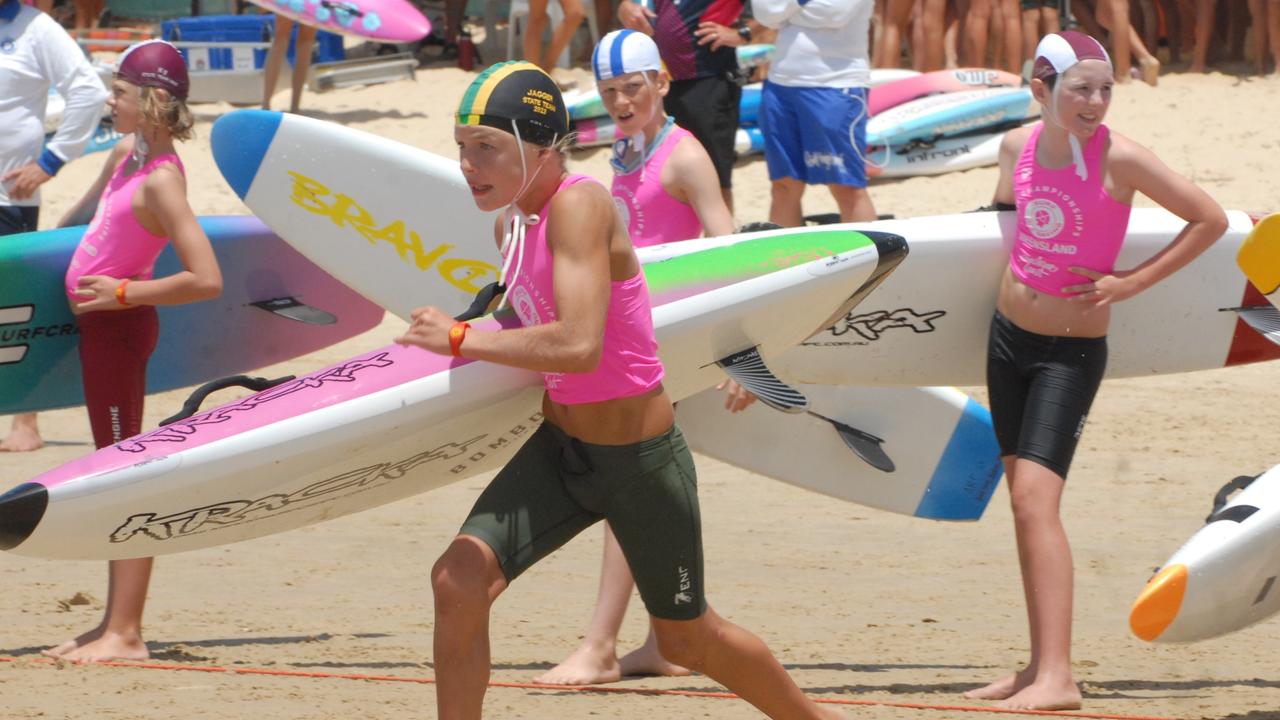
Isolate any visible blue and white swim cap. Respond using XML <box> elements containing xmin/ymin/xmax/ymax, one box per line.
<box><xmin>592</xmin><ymin>29</ymin><xmax>663</xmax><ymax>82</ymax></box>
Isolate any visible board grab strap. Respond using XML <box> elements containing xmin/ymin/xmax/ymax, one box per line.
<box><xmin>714</xmin><ymin>347</ymin><xmax>896</xmax><ymax>473</ymax></box>
<box><xmin>1206</xmin><ymin>473</ymin><xmax>1261</xmax><ymax>524</ymax></box>
<box><xmin>250</xmin><ymin>297</ymin><xmax>337</xmax><ymax>326</ymax></box>
<box><xmin>1230</xmin><ymin>305</ymin><xmax>1280</xmax><ymax>347</ymax></box>
<box><xmin>160</xmin><ymin>374</ymin><xmax>296</xmax><ymax>426</ymax></box>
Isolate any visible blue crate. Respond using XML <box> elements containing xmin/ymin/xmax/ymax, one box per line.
<box><xmin>161</xmin><ymin>14</ymin><xmax>344</xmax><ymax>71</ymax></box>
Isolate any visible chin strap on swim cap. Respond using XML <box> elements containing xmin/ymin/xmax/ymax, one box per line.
<box><xmin>1045</xmin><ymin>83</ymin><xmax>1089</xmax><ymax>182</ymax></box>
<box><xmin>495</xmin><ymin>118</ymin><xmax>551</xmax><ymax>312</ymax></box>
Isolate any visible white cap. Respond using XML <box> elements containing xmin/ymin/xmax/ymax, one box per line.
<box><xmin>592</xmin><ymin>29</ymin><xmax>663</xmax><ymax>82</ymax></box>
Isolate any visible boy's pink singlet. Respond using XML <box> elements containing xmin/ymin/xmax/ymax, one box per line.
<box><xmin>504</xmin><ymin>173</ymin><xmax>664</xmax><ymax>405</ymax></box>
<box><xmin>610</xmin><ymin>121</ymin><xmax>704</xmax><ymax>247</ymax></box>
<box><xmin>1010</xmin><ymin>123</ymin><xmax>1132</xmax><ymax>297</ymax></box>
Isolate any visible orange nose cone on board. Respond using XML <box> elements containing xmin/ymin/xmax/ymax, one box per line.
<box><xmin>1130</xmin><ymin>563</ymin><xmax>1189</xmax><ymax>642</ymax></box>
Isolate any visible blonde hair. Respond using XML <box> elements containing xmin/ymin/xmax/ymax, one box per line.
<box><xmin>139</xmin><ymin>86</ymin><xmax>195</xmax><ymax>141</ymax></box>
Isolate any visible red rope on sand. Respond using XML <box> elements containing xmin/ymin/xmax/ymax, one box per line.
<box><xmin>0</xmin><ymin>656</ymin><xmax>1180</xmax><ymax>720</ymax></box>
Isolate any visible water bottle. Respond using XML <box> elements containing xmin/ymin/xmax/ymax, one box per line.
<box><xmin>458</xmin><ymin>29</ymin><xmax>476</xmax><ymax>71</ymax></box>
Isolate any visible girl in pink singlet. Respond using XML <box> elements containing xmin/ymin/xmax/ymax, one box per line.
<box><xmin>43</xmin><ymin>41</ymin><xmax>223</xmax><ymax>664</ymax></box>
<box><xmin>534</xmin><ymin>29</ymin><xmax>741</xmax><ymax>686</ymax></box>
<box><xmin>966</xmin><ymin>31</ymin><xmax>1225</xmax><ymax>711</ymax></box>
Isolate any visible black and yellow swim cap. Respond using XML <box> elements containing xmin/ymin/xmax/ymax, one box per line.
<box><xmin>456</xmin><ymin>61</ymin><xmax>570</xmax><ymax>147</ymax></box>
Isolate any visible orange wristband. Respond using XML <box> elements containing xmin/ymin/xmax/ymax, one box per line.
<box><xmin>448</xmin><ymin>321</ymin><xmax>470</xmax><ymax>357</ymax></box>
<box><xmin>115</xmin><ymin>279</ymin><xmax>131</xmax><ymax>306</ymax></box>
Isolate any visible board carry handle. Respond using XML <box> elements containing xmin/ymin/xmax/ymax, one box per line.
<box><xmin>319</xmin><ymin>0</ymin><xmax>365</xmax><ymax>17</ymax></box>
<box><xmin>1206</xmin><ymin>474</ymin><xmax>1261</xmax><ymax>523</ymax></box>
<box><xmin>160</xmin><ymin>374</ymin><xmax>297</xmax><ymax>426</ymax></box>
<box><xmin>455</xmin><ymin>281</ymin><xmax>503</xmax><ymax>322</ymax></box>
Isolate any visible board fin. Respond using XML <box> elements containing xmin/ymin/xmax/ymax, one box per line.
<box><xmin>1235</xmin><ymin>306</ymin><xmax>1280</xmax><ymax>346</ymax></box>
<box><xmin>251</xmin><ymin>297</ymin><xmax>337</xmax><ymax>325</ymax></box>
<box><xmin>715</xmin><ymin>347</ymin><xmax>808</xmax><ymax>413</ymax></box>
<box><xmin>807</xmin><ymin>411</ymin><xmax>896</xmax><ymax>473</ymax></box>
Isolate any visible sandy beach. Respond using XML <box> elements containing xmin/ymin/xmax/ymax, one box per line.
<box><xmin>3</xmin><ymin>66</ymin><xmax>1280</xmax><ymax>719</ymax></box>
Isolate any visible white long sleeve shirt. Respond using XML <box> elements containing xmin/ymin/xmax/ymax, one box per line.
<box><xmin>0</xmin><ymin>0</ymin><xmax>108</xmax><ymax>206</ymax></box>
<box><xmin>751</xmin><ymin>0</ymin><xmax>873</xmax><ymax>88</ymax></box>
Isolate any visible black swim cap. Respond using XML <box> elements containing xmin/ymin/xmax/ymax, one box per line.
<box><xmin>456</xmin><ymin>61</ymin><xmax>570</xmax><ymax>147</ymax></box>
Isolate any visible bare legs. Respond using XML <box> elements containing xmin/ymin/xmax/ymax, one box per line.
<box><xmin>44</xmin><ymin>558</ymin><xmax>154</xmax><ymax>662</ymax></box>
<box><xmin>433</xmin><ymin>535</ymin><xmax>842</xmax><ymax>720</ymax></box>
<box><xmin>878</xmin><ymin>0</ymin><xmax>915</xmax><ymax>67</ymax></box>
<box><xmin>919</xmin><ymin>0</ymin><xmax>948</xmax><ymax>71</ymax></box>
<box><xmin>263</xmin><ymin>17</ymin><xmax>317</xmax><ymax>113</ymax></box>
<box><xmin>523</xmin><ymin>0</ymin><xmax>586</xmax><ymax>73</ymax></box>
<box><xmin>963</xmin><ymin>0</ymin><xmax>994</xmax><ymax>65</ymax></box>
<box><xmin>770</xmin><ymin>179</ymin><xmax>877</xmax><ymax>228</ymax></box>
<box><xmin>1270</xmin><ymin>0</ymin><xmax>1280</xmax><ymax>74</ymax></box>
<box><xmin>535</xmin><ymin>523</ymin><xmax>689</xmax><ymax>685</ymax></box>
<box><xmin>1</xmin><ymin>413</ymin><xmax>43</xmax><ymax>452</ymax></box>
<box><xmin>290</xmin><ymin>26</ymin><xmax>318</xmax><ymax>113</ymax></box>
<box><xmin>963</xmin><ymin>457</ymin><xmax>1081</xmax><ymax>711</ymax></box>
<box><xmin>1191</xmin><ymin>0</ymin><xmax>1216</xmax><ymax>71</ymax></box>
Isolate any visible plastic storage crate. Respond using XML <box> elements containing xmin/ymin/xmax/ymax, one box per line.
<box><xmin>161</xmin><ymin>14</ymin><xmax>344</xmax><ymax>71</ymax></box>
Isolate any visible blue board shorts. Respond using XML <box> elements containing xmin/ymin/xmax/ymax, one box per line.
<box><xmin>759</xmin><ymin>82</ymin><xmax>870</xmax><ymax>188</ymax></box>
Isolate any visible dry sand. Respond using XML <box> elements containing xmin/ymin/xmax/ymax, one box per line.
<box><xmin>3</xmin><ymin>68</ymin><xmax>1280</xmax><ymax>719</ymax></box>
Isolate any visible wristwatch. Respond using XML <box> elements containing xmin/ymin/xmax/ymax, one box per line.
<box><xmin>736</xmin><ymin>23</ymin><xmax>752</xmax><ymax>42</ymax></box>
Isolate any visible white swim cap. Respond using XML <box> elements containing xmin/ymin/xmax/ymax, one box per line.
<box><xmin>592</xmin><ymin>29</ymin><xmax>663</xmax><ymax>82</ymax></box>
<box><xmin>1032</xmin><ymin>31</ymin><xmax>1111</xmax><ymax>82</ymax></box>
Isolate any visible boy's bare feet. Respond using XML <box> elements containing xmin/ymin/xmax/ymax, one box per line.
<box><xmin>998</xmin><ymin>677</ymin><xmax>1082</xmax><ymax>711</ymax></box>
<box><xmin>43</xmin><ymin>627</ymin><xmax>149</xmax><ymax>663</ymax></box>
<box><xmin>963</xmin><ymin>667</ymin><xmax>1034</xmax><ymax>700</ymax></box>
<box><xmin>618</xmin><ymin>636</ymin><xmax>690</xmax><ymax>679</ymax></box>
<box><xmin>535</xmin><ymin>642</ymin><xmax>622</xmax><ymax>685</ymax></box>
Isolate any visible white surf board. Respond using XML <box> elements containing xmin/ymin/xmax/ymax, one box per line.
<box><xmin>676</xmin><ymin>385</ymin><xmax>1002</xmax><ymax>521</ymax></box>
<box><xmin>0</xmin><ymin>227</ymin><xmax>904</xmax><ymax>559</ymax></box>
<box><xmin>1130</xmin><ymin>463</ymin><xmax>1280</xmax><ymax>643</ymax></box>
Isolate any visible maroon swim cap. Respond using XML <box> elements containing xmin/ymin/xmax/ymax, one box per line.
<box><xmin>1032</xmin><ymin>31</ymin><xmax>1111</xmax><ymax>82</ymax></box>
<box><xmin>116</xmin><ymin>40</ymin><xmax>190</xmax><ymax>99</ymax></box>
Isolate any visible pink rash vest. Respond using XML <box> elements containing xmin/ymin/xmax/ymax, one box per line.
<box><xmin>503</xmin><ymin>173</ymin><xmax>665</xmax><ymax>405</ymax></box>
<box><xmin>65</xmin><ymin>153</ymin><xmax>183</xmax><ymax>301</ymax></box>
<box><xmin>610</xmin><ymin>120</ymin><xmax>704</xmax><ymax>247</ymax></box>
<box><xmin>1011</xmin><ymin>123</ymin><xmax>1132</xmax><ymax>297</ymax></box>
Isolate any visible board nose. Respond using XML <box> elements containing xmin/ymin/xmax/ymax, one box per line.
<box><xmin>210</xmin><ymin>109</ymin><xmax>284</xmax><ymax>200</ymax></box>
<box><xmin>1129</xmin><ymin>563</ymin><xmax>1188</xmax><ymax>642</ymax></box>
<box><xmin>0</xmin><ymin>482</ymin><xmax>48</xmax><ymax>551</ymax></box>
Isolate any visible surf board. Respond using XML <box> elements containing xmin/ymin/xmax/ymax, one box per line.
<box><xmin>868</xmin><ymin>68</ymin><xmax>1023</xmax><ymax>117</ymax></box>
<box><xmin>866</xmin><ymin>87</ymin><xmax>1037</xmax><ymax>148</ymax></box>
<box><xmin>0</xmin><ymin>216</ymin><xmax>385</xmax><ymax>414</ymax></box>
<box><xmin>245</xmin><ymin>0</ymin><xmax>431</xmax><ymax>42</ymax></box>
<box><xmin>771</xmin><ymin>209</ymin><xmax>1280</xmax><ymax>386</ymax></box>
<box><xmin>866</xmin><ymin>129</ymin><xmax>1006</xmax><ymax>178</ymax></box>
<box><xmin>1130</xmin><ymin>463</ymin><xmax>1280</xmax><ymax>643</ymax></box>
<box><xmin>0</xmin><ymin>225</ymin><xmax>905</xmax><ymax>559</ymax></box>
<box><xmin>676</xmin><ymin>384</ymin><xmax>1002</xmax><ymax>521</ymax></box>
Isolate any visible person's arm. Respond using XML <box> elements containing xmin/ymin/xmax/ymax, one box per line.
<box><xmin>991</xmin><ymin>126</ymin><xmax>1028</xmax><ymax>206</ymax></box>
<box><xmin>617</xmin><ymin>0</ymin><xmax>657</xmax><ymax>34</ymax></box>
<box><xmin>57</xmin><ymin>135</ymin><xmax>132</xmax><ymax>228</ymax></box>
<box><xmin>35</xmin><ymin>16</ymin><xmax>107</xmax><ymax>176</ymax></box>
<box><xmin>1064</xmin><ymin>135</ymin><xmax>1228</xmax><ymax>306</ymax></box>
<box><xmin>397</xmin><ymin>182</ymin><xmax>616</xmax><ymax>374</ymax></box>
<box><xmin>73</xmin><ymin>166</ymin><xmax>223</xmax><ymax>311</ymax></box>
<box><xmin>666</xmin><ymin>136</ymin><xmax>735</xmax><ymax>237</ymax></box>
